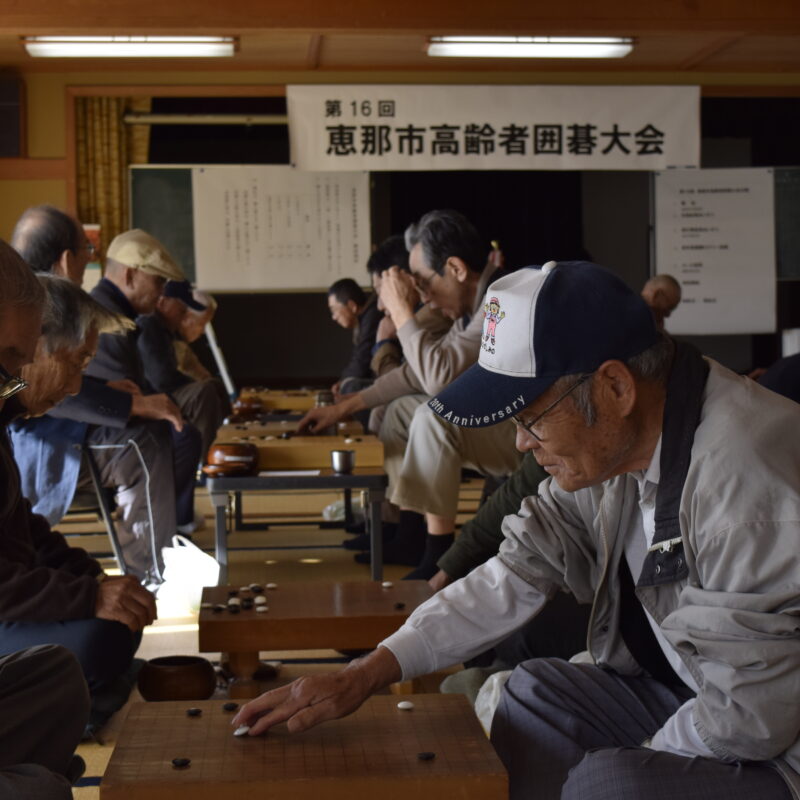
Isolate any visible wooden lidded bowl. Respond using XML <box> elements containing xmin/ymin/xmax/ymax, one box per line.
<box><xmin>204</xmin><ymin>442</ymin><xmax>259</xmax><ymax>476</ymax></box>
<box><xmin>137</xmin><ymin>655</ymin><xmax>217</xmax><ymax>701</ymax></box>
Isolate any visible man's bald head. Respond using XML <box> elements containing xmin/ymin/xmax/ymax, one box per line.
<box><xmin>641</xmin><ymin>274</ymin><xmax>681</xmax><ymax>330</ymax></box>
<box><xmin>11</xmin><ymin>205</ymin><xmax>90</xmax><ymax>286</ymax></box>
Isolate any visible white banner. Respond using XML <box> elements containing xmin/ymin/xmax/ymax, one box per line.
<box><xmin>288</xmin><ymin>85</ymin><xmax>699</xmax><ymax>172</ymax></box>
<box><xmin>654</xmin><ymin>168</ymin><xmax>776</xmax><ymax>335</ymax></box>
<box><xmin>191</xmin><ymin>166</ymin><xmax>370</xmax><ymax>291</ymax></box>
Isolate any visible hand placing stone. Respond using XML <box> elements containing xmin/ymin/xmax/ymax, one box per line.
<box><xmin>233</xmin><ymin>725</ymin><xmax>251</xmax><ymax>737</ymax></box>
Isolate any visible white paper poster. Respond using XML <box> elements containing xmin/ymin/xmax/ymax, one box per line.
<box><xmin>654</xmin><ymin>168</ymin><xmax>775</xmax><ymax>335</ymax></box>
<box><xmin>191</xmin><ymin>166</ymin><xmax>370</xmax><ymax>290</ymax></box>
<box><xmin>288</xmin><ymin>85</ymin><xmax>700</xmax><ymax>172</ymax></box>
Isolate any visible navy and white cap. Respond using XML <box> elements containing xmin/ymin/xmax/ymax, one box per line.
<box><xmin>163</xmin><ymin>280</ymin><xmax>207</xmax><ymax>312</ymax></box>
<box><xmin>428</xmin><ymin>261</ymin><xmax>658</xmax><ymax>428</ymax></box>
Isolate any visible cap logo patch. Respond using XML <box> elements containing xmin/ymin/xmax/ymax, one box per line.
<box><xmin>482</xmin><ymin>296</ymin><xmax>505</xmax><ymax>354</ymax></box>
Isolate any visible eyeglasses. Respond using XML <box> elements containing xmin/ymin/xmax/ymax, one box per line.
<box><xmin>512</xmin><ymin>374</ymin><xmax>593</xmax><ymax>442</ymax></box>
<box><xmin>412</xmin><ymin>270</ymin><xmax>439</xmax><ymax>295</ymax></box>
<box><xmin>0</xmin><ymin>363</ymin><xmax>28</xmax><ymax>401</ymax></box>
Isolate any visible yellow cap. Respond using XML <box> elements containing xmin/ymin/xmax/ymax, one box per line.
<box><xmin>106</xmin><ymin>229</ymin><xmax>185</xmax><ymax>281</ymax></box>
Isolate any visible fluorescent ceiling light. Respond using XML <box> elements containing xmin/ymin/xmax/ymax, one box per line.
<box><xmin>23</xmin><ymin>36</ymin><xmax>236</xmax><ymax>58</ymax></box>
<box><xmin>427</xmin><ymin>36</ymin><xmax>633</xmax><ymax>59</ymax></box>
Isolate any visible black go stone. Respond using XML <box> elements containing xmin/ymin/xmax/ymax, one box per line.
<box><xmin>223</xmin><ymin>702</ymin><xmax>239</xmax><ymax>712</ymax></box>
<box><xmin>228</xmin><ymin>605</ymin><xmax>240</xmax><ymax>614</ymax></box>
<box><xmin>417</xmin><ymin>752</ymin><xmax>436</xmax><ymax>761</ymax></box>
<box><xmin>228</xmin><ymin>589</ymin><xmax>239</xmax><ymax>597</ymax></box>
<box><xmin>394</xmin><ymin>602</ymin><xmax>406</xmax><ymax>610</ymax></box>
<box><xmin>213</xmin><ymin>605</ymin><xmax>225</xmax><ymax>613</ymax></box>
<box><xmin>186</xmin><ymin>708</ymin><xmax>202</xmax><ymax>717</ymax></box>
<box><xmin>172</xmin><ymin>758</ymin><xmax>191</xmax><ymax>769</ymax></box>
<box><xmin>250</xmin><ymin>584</ymin><xmax>263</xmax><ymax>593</ymax></box>
<box><xmin>241</xmin><ymin>600</ymin><xmax>254</xmax><ymax>610</ymax></box>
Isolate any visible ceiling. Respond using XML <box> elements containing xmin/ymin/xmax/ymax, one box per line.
<box><xmin>0</xmin><ymin>0</ymin><xmax>799</xmax><ymax>76</ymax></box>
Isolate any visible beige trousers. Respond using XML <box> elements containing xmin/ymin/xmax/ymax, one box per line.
<box><xmin>379</xmin><ymin>394</ymin><xmax>522</xmax><ymax>518</ymax></box>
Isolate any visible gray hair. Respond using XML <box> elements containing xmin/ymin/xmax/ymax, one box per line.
<box><xmin>404</xmin><ymin>209</ymin><xmax>486</xmax><ymax>275</ymax></box>
<box><xmin>553</xmin><ymin>333</ymin><xmax>674</xmax><ymax>426</ymax></box>
<box><xmin>37</xmin><ymin>274</ymin><xmax>133</xmax><ymax>354</ymax></box>
<box><xmin>0</xmin><ymin>238</ymin><xmax>45</xmax><ymax>318</ymax></box>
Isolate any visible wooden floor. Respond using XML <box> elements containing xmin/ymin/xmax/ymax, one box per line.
<box><xmin>71</xmin><ymin>478</ymin><xmax>484</xmax><ymax>799</ymax></box>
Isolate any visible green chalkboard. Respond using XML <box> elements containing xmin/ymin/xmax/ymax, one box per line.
<box><xmin>130</xmin><ymin>166</ymin><xmax>196</xmax><ymax>282</ymax></box>
<box><xmin>776</xmin><ymin>168</ymin><xmax>800</xmax><ymax>280</ymax></box>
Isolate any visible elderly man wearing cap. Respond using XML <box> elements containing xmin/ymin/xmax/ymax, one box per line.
<box><xmin>12</xmin><ymin>229</ymin><xmax>202</xmax><ymax>581</ymax></box>
<box><xmin>234</xmin><ymin>261</ymin><xmax>800</xmax><ymax>800</ymax></box>
<box><xmin>137</xmin><ymin>280</ymin><xmax>231</xmax><ymax>456</ymax></box>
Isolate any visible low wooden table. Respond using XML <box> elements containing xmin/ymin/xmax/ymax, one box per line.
<box><xmin>206</xmin><ymin>467</ymin><xmax>388</xmax><ymax>583</ymax></box>
<box><xmin>199</xmin><ymin>580</ymin><xmax>433</xmax><ymax>685</ymax></box>
<box><xmin>100</xmin><ymin>695</ymin><xmax>507</xmax><ymax>799</ymax></box>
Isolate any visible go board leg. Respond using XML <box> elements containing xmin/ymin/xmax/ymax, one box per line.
<box><xmin>209</xmin><ymin>488</ymin><xmax>229</xmax><ymax>585</ymax></box>
<box><xmin>369</xmin><ymin>489</ymin><xmax>385</xmax><ymax>581</ymax></box>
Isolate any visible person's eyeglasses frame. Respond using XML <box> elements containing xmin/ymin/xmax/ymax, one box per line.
<box><xmin>0</xmin><ymin>363</ymin><xmax>28</xmax><ymax>400</ymax></box>
<box><xmin>512</xmin><ymin>373</ymin><xmax>593</xmax><ymax>442</ymax></box>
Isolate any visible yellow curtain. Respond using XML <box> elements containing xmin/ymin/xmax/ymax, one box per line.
<box><xmin>75</xmin><ymin>96</ymin><xmax>151</xmax><ymax>254</ymax></box>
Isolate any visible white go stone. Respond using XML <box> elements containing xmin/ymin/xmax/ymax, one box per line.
<box><xmin>200</xmin><ymin>602</ymin><xmax>213</xmax><ymax>609</ymax></box>
<box><xmin>256</xmin><ymin>606</ymin><xmax>269</xmax><ymax>613</ymax></box>
<box><xmin>233</xmin><ymin>725</ymin><xmax>250</xmax><ymax>737</ymax></box>
<box><xmin>344</xmin><ymin>438</ymin><xmax>355</xmax><ymax>444</ymax></box>
<box><xmin>254</xmin><ymin>595</ymin><xmax>267</xmax><ymax>605</ymax></box>
<box><xmin>396</xmin><ymin>701</ymin><xmax>414</xmax><ymax>711</ymax></box>
<box><xmin>266</xmin><ymin>583</ymin><xmax>278</xmax><ymax>590</ymax></box>
<box><xmin>239</xmin><ymin>586</ymin><xmax>250</xmax><ymax>593</ymax></box>
<box><xmin>381</xmin><ymin>581</ymin><xmax>393</xmax><ymax>589</ymax></box>
<box><xmin>228</xmin><ymin>597</ymin><xmax>241</xmax><ymax>606</ymax></box>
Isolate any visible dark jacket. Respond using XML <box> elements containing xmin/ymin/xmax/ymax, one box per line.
<box><xmin>136</xmin><ymin>312</ymin><xmax>192</xmax><ymax>395</ymax></box>
<box><xmin>0</xmin><ymin>398</ymin><xmax>101</xmax><ymax>622</ymax></box>
<box><xmin>340</xmin><ymin>294</ymin><xmax>381</xmax><ymax>380</ymax></box>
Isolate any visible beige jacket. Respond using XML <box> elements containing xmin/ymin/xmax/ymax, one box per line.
<box><xmin>499</xmin><ymin>361</ymin><xmax>800</xmax><ymax>796</ymax></box>
<box><xmin>360</xmin><ymin>262</ymin><xmax>497</xmax><ymax>408</ymax></box>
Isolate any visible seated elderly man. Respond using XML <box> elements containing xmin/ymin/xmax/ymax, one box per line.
<box><xmin>0</xmin><ymin>252</ymin><xmax>156</xmax><ymax>710</ymax></box>
<box><xmin>300</xmin><ymin>210</ymin><xmax>521</xmax><ymax>578</ymax></box>
<box><xmin>235</xmin><ymin>261</ymin><xmax>800</xmax><ymax>800</ymax></box>
<box><xmin>137</xmin><ymin>280</ymin><xmax>230</xmax><ymax>457</ymax></box>
<box><xmin>11</xmin><ymin>220</ymin><xmax>202</xmax><ymax>580</ymax></box>
<box><xmin>327</xmin><ymin>278</ymin><xmax>381</xmax><ymax>397</ymax></box>
<box><xmin>0</xmin><ymin>644</ymin><xmax>90</xmax><ymax>799</ymax></box>
<box><xmin>641</xmin><ymin>273</ymin><xmax>682</xmax><ymax>331</ymax></box>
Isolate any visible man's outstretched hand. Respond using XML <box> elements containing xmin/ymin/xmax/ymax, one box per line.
<box><xmin>231</xmin><ymin>647</ymin><xmax>401</xmax><ymax>735</ymax></box>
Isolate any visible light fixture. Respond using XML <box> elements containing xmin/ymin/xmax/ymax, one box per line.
<box><xmin>427</xmin><ymin>36</ymin><xmax>633</xmax><ymax>59</ymax></box>
<box><xmin>23</xmin><ymin>36</ymin><xmax>236</xmax><ymax>58</ymax></box>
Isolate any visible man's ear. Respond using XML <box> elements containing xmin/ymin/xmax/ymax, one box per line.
<box><xmin>124</xmin><ymin>267</ymin><xmax>137</xmax><ymax>288</ymax></box>
<box><xmin>594</xmin><ymin>360</ymin><xmax>637</xmax><ymax>417</ymax></box>
<box><xmin>446</xmin><ymin>257</ymin><xmax>469</xmax><ymax>283</ymax></box>
<box><xmin>54</xmin><ymin>250</ymin><xmax>72</xmax><ymax>279</ymax></box>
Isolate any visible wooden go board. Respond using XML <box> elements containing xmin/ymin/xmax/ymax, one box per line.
<box><xmin>100</xmin><ymin>695</ymin><xmax>507</xmax><ymax>799</ymax></box>
<box><xmin>199</xmin><ymin>580</ymin><xmax>433</xmax><ymax>655</ymax></box>
<box><xmin>216</xmin><ymin>418</ymin><xmax>363</xmax><ymax>441</ymax></box>
<box><xmin>211</xmin><ymin>431</ymin><xmax>384</xmax><ymax>471</ymax></box>
<box><xmin>237</xmin><ymin>388</ymin><xmax>317</xmax><ymax>412</ymax></box>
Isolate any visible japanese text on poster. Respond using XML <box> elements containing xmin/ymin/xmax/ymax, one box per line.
<box><xmin>654</xmin><ymin>168</ymin><xmax>775</xmax><ymax>335</ymax></box>
<box><xmin>191</xmin><ymin>166</ymin><xmax>369</xmax><ymax>290</ymax></box>
<box><xmin>288</xmin><ymin>85</ymin><xmax>699</xmax><ymax>171</ymax></box>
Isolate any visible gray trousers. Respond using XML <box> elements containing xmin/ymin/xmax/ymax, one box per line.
<box><xmin>0</xmin><ymin>645</ymin><xmax>89</xmax><ymax>800</ymax></box>
<box><xmin>491</xmin><ymin>658</ymin><xmax>791</xmax><ymax>800</ymax></box>
<box><xmin>380</xmin><ymin>394</ymin><xmax>522</xmax><ymax>518</ymax></box>
<box><xmin>172</xmin><ymin>378</ymin><xmax>231</xmax><ymax>457</ymax></box>
<box><xmin>80</xmin><ymin>420</ymin><xmax>177</xmax><ymax>580</ymax></box>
